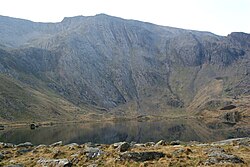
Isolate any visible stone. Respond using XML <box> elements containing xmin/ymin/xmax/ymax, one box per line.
<box><xmin>205</xmin><ymin>147</ymin><xmax>244</xmax><ymax>165</ymax></box>
<box><xmin>84</xmin><ymin>147</ymin><xmax>103</xmax><ymax>158</ymax></box>
<box><xmin>34</xmin><ymin>144</ymin><xmax>47</xmax><ymax>149</ymax></box>
<box><xmin>6</xmin><ymin>165</ymin><xmax>24</xmax><ymax>167</ymax></box>
<box><xmin>145</xmin><ymin>142</ymin><xmax>155</xmax><ymax>146</ymax></box>
<box><xmin>87</xmin><ymin>164</ymin><xmax>98</xmax><ymax>167</ymax></box>
<box><xmin>3</xmin><ymin>143</ymin><xmax>15</xmax><ymax>148</ymax></box>
<box><xmin>118</xmin><ymin>142</ymin><xmax>130</xmax><ymax>152</ymax></box>
<box><xmin>30</xmin><ymin>123</ymin><xmax>39</xmax><ymax>129</ymax></box>
<box><xmin>37</xmin><ymin>158</ymin><xmax>72</xmax><ymax>167</ymax></box>
<box><xmin>17</xmin><ymin>149</ymin><xmax>32</xmax><ymax>154</ymax></box>
<box><xmin>0</xmin><ymin>153</ymin><xmax>4</xmax><ymax>160</ymax></box>
<box><xmin>66</xmin><ymin>143</ymin><xmax>79</xmax><ymax>149</ymax></box>
<box><xmin>50</xmin><ymin>141</ymin><xmax>63</xmax><ymax>147</ymax></box>
<box><xmin>133</xmin><ymin>143</ymin><xmax>145</xmax><ymax>148</ymax></box>
<box><xmin>172</xmin><ymin>148</ymin><xmax>192</xmax><ymax>156</ymax></box>
<box><xmin>170</xmin><ymin>140</ymin><xmax>181</xmax><ymax>145</ymax></box>
<box><xmin>155</xmin><ymin>140</ymin><xmax>166</xmax><ymax>146</ymax></box>
<box><xmin>112</xmin><ymin>142</ymin><xmax>124</xmax><ymax>148</ymax></box>
<box><xmin>17</xmin><ymin>142</ymin><xmax>33</xmax><ymax>147</ymax></box>
<box><xmin>0</xmin><ymin>125</ymin><xmax>4</xmax><ymax>130</ymax></box>
<box><xmin>120</xmin><ymin>151</ymin><xmax>165</xmax><ymax>162</ymax></box>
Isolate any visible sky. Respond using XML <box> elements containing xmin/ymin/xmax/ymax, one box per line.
<box><xmin>0</xmin><ymin>0</ymin><xmax>249</xmax><ymax>36</ymax></box>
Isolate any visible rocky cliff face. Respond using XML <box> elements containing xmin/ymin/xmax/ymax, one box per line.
<box><xmin>0</xmin><ymin>14</ymin><xmax>249</xmax><ymax>121</ymax></box>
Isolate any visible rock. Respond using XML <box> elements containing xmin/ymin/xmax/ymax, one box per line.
<box><xmin>112</xmin><ymin>142</ymin><xmax>124</xmax><ymax>148</ymax></box>
<box><xmin>212</xmin><ymin>137</ymin><xmax>250</xmax><ymax>146</ymax></box>
<box><xmin>0</xmin><ymin>152</ymin><xmax>4</xmax><ymax>160</ymax></box>
<box><xmin>170</xmin><ymin>140</ymin><xmax>181</xmax><ymax>145</ymax></box>
<box><xmin>172</xmin><ymin>148</ymin><xmax>192</xmax><ymax>156</ymax></box>
<box><xmin>133</xmin><ymin>143</ymin><xmax>145</xmax><ymax>148</ymax></box>
<box><xmin>66</xmin><ymin>143</ymin><xmax>79</xmax><ymax>150</ymax></box>
<box><xmin>50</xmin><ymin>141</ymin><xmax>63</xmax><ymax>147</ymax></box>
<box><xmin>113</xmin><ymin>142</ymin><xmax>132</xmax><ymax>151</ymax></box>
<box><xmin>120</xmin><ymin>151</ymin><xmax>165</xmax><ymax>162</ymax></box>
<box><xmin>0</xmin><ymin>125</ymin><xmax>4</xmax><ymax>130</ymax></box>
<box><xmin>220</xmin><ymin>104</ymin><xmax>237</xmax><ymax>110</ymax></box>
<box><xmin>37</xmin><ymin>158</ymin><xmax>72</xmax><ymax>167</ymax></box>
<box><xmin>84</xmin><ymin>147</ymin><xmax>103</xmax><ymax>158</ymax></box>
<box><xmin>85</xmin><ymin>142</ymin><xmax>96</xmax><ymax>148</ymax></box>
<box><xmin>30</xmin><ymin>123</ymin><xmax>39</xmax><ymax>129</ymax></box>
<box><xmin>52</xmin><ymin>150</ymin><xmax>64</xmax><ymax>158</ymax></box>
<box><xmin>206</xmin><ymin>152</ymin><xmax>244</xmax><ymax>164</ymax></box>
<box><xmin>130</xmin><ymin>141</ymin><xmax>137</xmax><ymax>147</ymax></box>
<box><xmin>87</xmin><ymin>164</ymin><xmax>98</xmax><ymax>167</ymax></box>
<box><xmin>34</xmin><ymin>144</ymin><xmax>47</xmax><ymax>149</ymax></box>
<box><xmin>205</xmin><ymin>147</ymin><xmax>225</xmax><ymax>153</ymax></box>
<box><xmin>205</xmin><ymin>147</ymin><xmax>244</xmax><ymax>165</ymax></box>
<box><xmin>17</xmin><ymin>142</ymin><xmax>33</xmax><ymax>147</ymax></box>
<box><xmin>118</xmin><ymin>142</ymin><xmax>130</xmax><ymax>152</ymax></box>
<box><xmin>145</xmin><ymin>142</ymin><xmax>155</xmax><ymax>146</ymax></box>
<box><xmin>3</xmin><ymin>143</ymin><xmax>15</xmax><ymax>148</ymax></box>
<box><xmin>155</xmin><ymin>140</ymin><xmax>166</xmax><ymax>146</ymax></box>
<box><xmin>6</xmin><ymin>164</ymin><xmax>24</xmax><ymax>167</ymax></box>
<box><xmin>17</xmin><ymin>148</ymin><xmax>32</xmax><ymax>154</ymax></box>
<box><xmin>222</xmin><ymin>111</ymin><xmax>241</xmax><ymax>125</ymax></box>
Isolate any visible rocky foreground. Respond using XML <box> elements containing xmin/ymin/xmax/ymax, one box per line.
<box><xmin>0</xmin><ymin>138</ymin><xmax>249</xmax><ymax>167</ymax></box>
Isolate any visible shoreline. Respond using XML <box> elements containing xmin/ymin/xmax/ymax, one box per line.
<box><xmin>0</xmin><ymin>114</ymin><xmax>198</xmax><ymax>128</ymax></box>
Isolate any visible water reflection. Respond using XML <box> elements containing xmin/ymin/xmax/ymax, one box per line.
<box><xmin>0</xmin><ymin>118</ymin><xmax>248</xmax><ymax>145</ymax></box>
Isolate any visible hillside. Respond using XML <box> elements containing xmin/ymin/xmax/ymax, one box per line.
<box><xmin>0</xmin><ymin>14</ymin><xmax>249</xmax><ymax>122</ymax></box>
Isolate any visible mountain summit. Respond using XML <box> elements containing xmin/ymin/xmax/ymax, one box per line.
<box><xmin>0</xmin><ymin>14</ymin><xmax>249</xmax><ymax>121</ymax></box>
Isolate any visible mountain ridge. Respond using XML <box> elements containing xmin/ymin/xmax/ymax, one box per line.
<box><xmin>0</xmin><ymin>14</ymin><xmax>249</xmax><ymax>122</ymax></box>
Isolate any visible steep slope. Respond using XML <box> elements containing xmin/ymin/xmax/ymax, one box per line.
<box><xmin>0</xmin><ymin>14</ymin><xmax>249</xmax><ymax>121</ymax></box>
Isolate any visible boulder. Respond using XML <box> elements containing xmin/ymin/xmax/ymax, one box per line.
<box><xmin>155</xmin><ymin>140</ymin><xmax>166</xmax><ymax>146</ymax></box>
<box><xmin>170</xmin><ymin>140</ymin><xmax>181</xmax><ymax>145</ymax></box>
<box><xmin>145</xmin><ymin>142</ymin><xmax>155</xmax><ymax>146</ymax></box>
<box><xmin>50</xmin><ymin>141</ymin><xmax>63</xmax><ymax>147</ymax></box>
<box><xmin>84</xmin><ymin>147</ymin><xmax>103</xmax><ymax>158</ymax></box>
<box><xmin>120</xmin><ymin>151</ymin><xmax>165</xmax><ymax>162</ymax></box>
<box><xmin>3</xmin><ymin>143</ymin><xmax>15</xmax><ymax>148</ymax></box>
<box><xmin>119</xmin><ymin>142</ymin><xmax>130</xmax><ymax>152</ymax></box>
<box><xmin>37</xmin><ymin>158</ymin><xmax>72</xmax><ymax>167</ymax></box>
<box><xmin>205</xmin><ymin>146</ymin><xmax>244</xmax><ymax>165</ymax></box>
<box><xmin>6</xmin><ymin>165</ymin><xmax>24</xmax><ymax>167</ymax></box>
<box><xmin>17</xmin><ymin>142</ymin><xmax>33</xmax><ymax>147</ymax></box>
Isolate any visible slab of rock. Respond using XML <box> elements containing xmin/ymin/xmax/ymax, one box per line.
<box><xmin>155</xmin><ymin>140</ymin><xmax>166</xmax><ymax>146</ymax></box>
<box><xmin>50</xmin><ymin>141</ymin><xmax>63</xmax><ymax>147</ymax></box>
<box><xmin>170</xmin><ymin>140</ymin><xmax>181</xmax><ymax>145</ymax></box>
<box><xmin>3</xmin><ymin>143</ymin><xmax>15</xmax><ymax>148</ymax></box>
<box><xmin>133</xmin><ymin>143</ymin><xmax>145</xmax><ymax>148</ymax></box>
<box><xmin>17</xmin><ymin>142</ymin><xmax>33</xmax><ymax>148</ymax></box>
<box><xmin>120</xmin><ymin>151</ymin><xmax>165</xmax><ymax>162</ymax></box>
<box><xmin>34</xmin><ymin>144</ymin><xmax>47</xmax><ymax>150</ymax></box>
<box><xmin>6</xmin><ymin>164</ymin><xmax>24</xmax><ymax>167</ymax></box>
<box><xmin>84</xmin><ymin>147</ymin><xmax>103</xmax><ymax>158</ymax></box>
<box><xmin>205</xmin><ymin>147</ymin><xmax>244</xmax><ymax>165</ymax></box>
<box><xmin>37</xmin><ymin>158</ymin><xmax>72</xmax><ymax>167</ymax></box>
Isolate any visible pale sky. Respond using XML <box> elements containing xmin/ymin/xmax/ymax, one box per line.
<box><xmin>0</xmin><ymin>0</ymin><xmax>249</xmax><ymax>36</ymax></box>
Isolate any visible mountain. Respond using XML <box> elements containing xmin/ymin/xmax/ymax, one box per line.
<box><xmin>0</xmin><ymin>14</ymin><xmax>249</xmax><ymax>122</ymax></box>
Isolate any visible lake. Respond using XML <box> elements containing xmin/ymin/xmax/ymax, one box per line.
<box><xmin>0</xmin><ymin>118</ymin><xmax>248</xmax><ymax>145</ymax></box>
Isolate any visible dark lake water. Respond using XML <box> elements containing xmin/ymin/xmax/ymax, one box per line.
<box><xmin>0</xmin><ymin>118</ymin><xmax>248</xmax><ymax>145</ymax></box>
